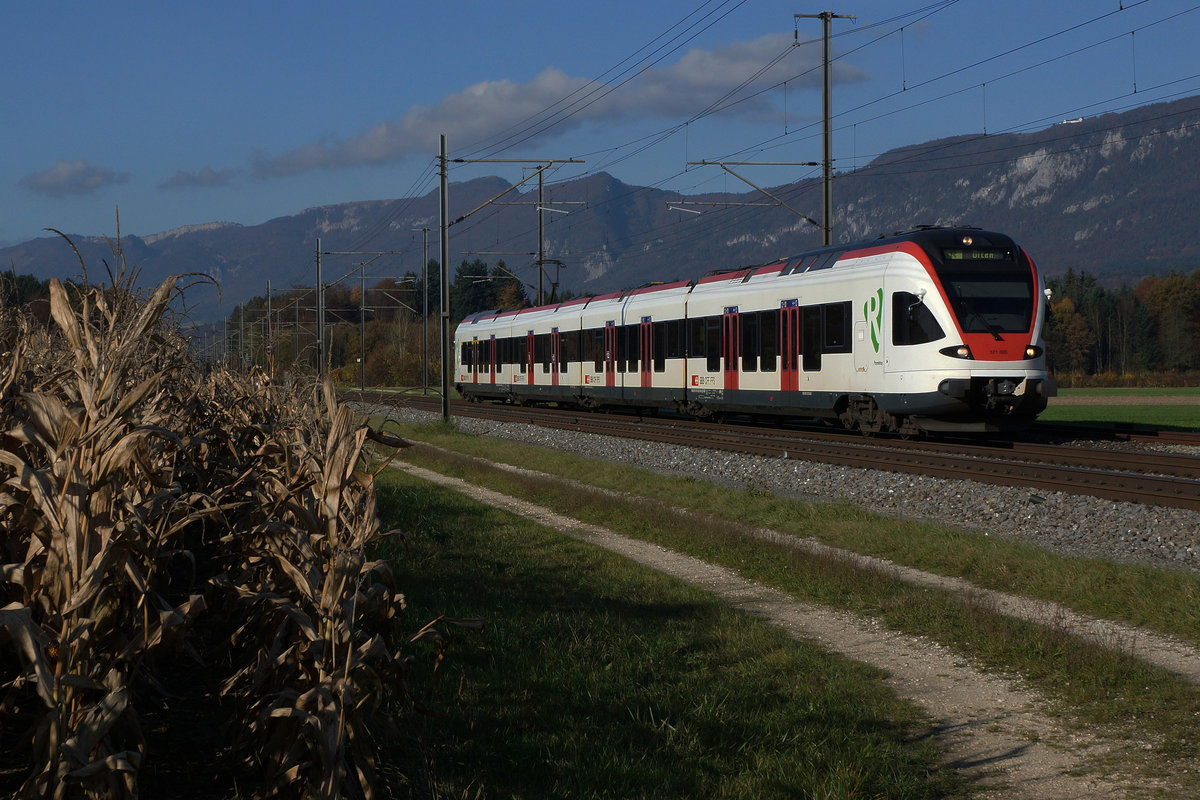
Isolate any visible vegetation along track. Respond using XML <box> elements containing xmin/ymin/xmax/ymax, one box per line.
<box><xmin>354</xmin><ymin>391</ymin><xmax>1200</xmax><ymax>511</ymax></box>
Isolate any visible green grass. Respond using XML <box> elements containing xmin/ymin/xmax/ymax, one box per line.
<box><xmin>1042</xmin><ymin>386</ymin><xmax>1200</xmax><ymax>429</ymax></box>
<box><xmin>379</xmin><ymin>419</ymin><xmax>1200</xmax><ymax>646</ymax></box>
<box><xmin>376</xmin><ymin>470</ymin><xmax>959</xmax><ymax>799</ymax></box>
<box><xmin>1038</xmin><ymin>404</ymin><xmax>1200</xmax><ymax>429</ymax></box>
<box><xmin>373</xmin><ymin>418</ymin><xmax>1200</xmax><ymax>794</ymax></box>
<box><xmin>1056</xmin><ymin>387</ymin><xmax>1200</xmax><ymax>397</ymax></box>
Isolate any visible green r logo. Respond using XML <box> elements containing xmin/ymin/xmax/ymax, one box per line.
<box><xmin>864</xmin><ymin>288</ymin><xmax>883</xmax><ymax>353</ymax></box>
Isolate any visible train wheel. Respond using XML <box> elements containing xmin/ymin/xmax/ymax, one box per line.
<box><xmin>896</xmin><ymin>417</ymin><xmax>923</xmax><ymax>440</ymax></box>
<box><xmin>841</xmin><ymin>395</ymin><xmax>888</xmax><ymax>436</ymax></box>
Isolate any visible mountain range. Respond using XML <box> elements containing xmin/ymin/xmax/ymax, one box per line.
<box><xmin>5</xmin><ymin>94</ymin><xmax>1200</xmax><ymax>322</ymax></box>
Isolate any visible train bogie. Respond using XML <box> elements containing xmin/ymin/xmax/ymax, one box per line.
<box><xmin>454</xmin><ymin>227</ymin><xmax>1057</xmax><ymax>435</ymax></box>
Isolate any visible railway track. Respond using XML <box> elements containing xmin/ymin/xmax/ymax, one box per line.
<box><xmin>353</xmin><ymin>391</ymin><xmax>1200</xmax><ymax>512</ymax></box>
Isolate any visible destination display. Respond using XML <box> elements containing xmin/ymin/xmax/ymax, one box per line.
<box><xmin>943</xmin><ymin>248</ymin><xmax>1012</xmax><ymax>261</ymax></box>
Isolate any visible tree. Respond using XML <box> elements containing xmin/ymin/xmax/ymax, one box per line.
<box><xmin>1045</xmin><ymin>296</ymin><xmax>1095</xmax><ymax>374</ymax></box>
<box><xmin>491</xmin><ymin>263</ymin><xmax>529</xmax><ymax>310</ymax></box>
<box><xmin>450</xmin><ymin>258</ymin><xmax>494</xmax><ymax>322</ymax></box>
<box><xmin>1136</xmin><ymin>271</ymin><xmax>1200</xmax><ymax>371</ymax></box>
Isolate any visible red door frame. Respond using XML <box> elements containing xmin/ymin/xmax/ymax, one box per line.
<box><xmin>780</xmin><ymin>302</ymin><xmax>799</xmax><ymax>392</ymax></box>
<box><xmin>604</xmin><ymin>323</ymin><xmax>617</xmax><ymax>388</ymax></box>
<box><xmin>550</xmin><ymin>329</ymin><xmax>560</xmax><ymax>387</ymax></box>
<box><xmin>722</xmin><ymin>308</ymin><xmax>739</xmax><ymax>392</ymax></box>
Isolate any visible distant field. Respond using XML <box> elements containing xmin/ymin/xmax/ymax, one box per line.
<box><xmin>1054</xmin><ymin>387</ymin><xmax>1200</xmax><ymax>399</ymax></box>
<box><xmin>1042</xmin><ymin>386</ymin><xmax>1200</xmax><ymax>429</ymax></box>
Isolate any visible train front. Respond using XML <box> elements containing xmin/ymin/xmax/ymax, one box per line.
<box><xmin>915</xmin><ymin>229</ymin><xmax>1057</xmax><ymax>431</ymax></box>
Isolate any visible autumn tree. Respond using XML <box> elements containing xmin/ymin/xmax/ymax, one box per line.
<box><xmin>1045</xmin><ymin>296</ymin><xmax>1095</xmax><ymax>374</ymax></box>
<box><xmin>1136</xmin><ymin>271</ymin><xmax>1200</xmax><ymax>371</ymax></box>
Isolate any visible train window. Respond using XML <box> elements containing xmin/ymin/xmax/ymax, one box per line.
<box><xmin>689</xmin><ymin>317</ymin><xmax>705</xmax><ymax>360</ymax></box>
<box><xmin>666</xmin><ymin>320</ymin><xmax>684</xmax><ymax>359</ymax></box>
<box><xmin>802</xmin><ymin>306</ymin><xmax>822</xmax><ymax>371</ymax></box>
<box><xmin>533</xmin><ymin>334</ymin><xmax>548</xmax><ymax>373</ymax></box>
<box><xmin>706</xmin><ymin>316</ymin><xmax>722</xmax><ymax>372</ymax></box>
<box><xmin>589</xmin><ymin>329</ymin><xmax>604</xmax><ymax>371</ymax></box>
<box><xmin>567</xmin><ymin>330</ymin><xmax>580</xmax><ymax>367</ymax></box>
<box><xmin>461</xmin><ymin>342</ymin><xmax>471</xmax><ymax>368</ymax></box>
<box><xmin>627</xmin><ymin>325</ymin><xmax>640</xmax><ymax>372</ymax></box>
<box><xmin>740</xmin><ymin>313</ymin><xmax>759</xmax><ymax>372</ymax></box>
<box><xmin>892</xmin><ymin>292</ymin><xmax>945</xmax><ymax>345</ymax></box>
<box><xmin>518</xmin><ymin>338</ymin><xmax>528</xmax><ymax>373</ymax></box>
<box><xmin>759</xmin><ymin>310</ymin><xmax>777</xmax><ymax>371</ymax></box>
<box><xmin>653</xmin><ymin>322</ymin><xmax>667</xmax><ymax>372</ymax></box>
<box><xmin>823</xmin><ymin>302</ymin><xmax>852</xmax><ymax>354</ymax></box>
<box><xmin>933</xmin><ymin>256</ymin><xmax>1034</xmax><ymax>334</ymax></box>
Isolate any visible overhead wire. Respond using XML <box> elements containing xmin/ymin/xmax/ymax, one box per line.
<box><xmin>362</xmin><ymin>0</ymin><xmax>1200</xmax><ymax>289</ymax></box>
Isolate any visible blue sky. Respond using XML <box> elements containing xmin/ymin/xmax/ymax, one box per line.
<box><xmin>4</xmin><ymin>0</ymin><xmax>1199</xmax><ymax>247</ymax></box>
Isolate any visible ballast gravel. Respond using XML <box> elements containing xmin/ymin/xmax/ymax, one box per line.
<box><xmin>372</xmin><ymin>405</ymin><xmax>1200</xmax><ymax>575</ymax></box>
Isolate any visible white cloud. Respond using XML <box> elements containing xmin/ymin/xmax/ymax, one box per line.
<box><xmin>19</xmin><ymin>159</ymin><xmax>130</xmax><ymax>197</ymax></box>
<box><xmin>250</xmin><ymin>33</ymin><xmax>869</xmax><ymax>179</ymax></box>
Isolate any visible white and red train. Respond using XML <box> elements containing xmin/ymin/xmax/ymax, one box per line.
<box><xmin>453</xmin><ymin>227</ymin><xmax>1057</xmax><ymax>435</ymax></box>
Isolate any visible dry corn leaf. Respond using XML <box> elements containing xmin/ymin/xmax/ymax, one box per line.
<box><xmin>0</xmin><ymin>603</ymin><xmax>55</xmax><ymax>706</ymax></box>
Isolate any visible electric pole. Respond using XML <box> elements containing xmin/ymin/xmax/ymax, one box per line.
<box><xmin>439</xmin><ymin>135</ymin><xmax>451</xmax><ymax>422</ymax></box>
<box><xmin>796</xmin><ymin>10</ymin><xmax>855</xmax><ymax>246</ymax></box>
<box><xmin>413</xmin><ymin>226</ymin><xmax>430</xmax><ymax>395</ymax></box>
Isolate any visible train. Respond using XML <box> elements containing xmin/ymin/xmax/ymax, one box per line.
<box><xmin>453</xmin><ymin>226</ymin><xmax>1057</xmax><ymax>435</ymax></box>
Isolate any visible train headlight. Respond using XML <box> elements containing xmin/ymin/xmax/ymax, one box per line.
<box><xmin>1024</xmin><ymin>345</ymin><xmax>1043</xmax><ymax>359</ymax></box>
<box><xmin>939</xmin><ymin>344</ymin><xmax>974</xmax><ymax>360</ymax></box>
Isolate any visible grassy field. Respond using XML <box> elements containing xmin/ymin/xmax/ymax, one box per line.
<box><xmin>377</xmin><ymin>471</ymin><xmax>958</xmax><ymax>799</ymax></box>
<box><xmin>373</xmin><ymin>418</ymin><xmax>1200</xmax><ymax>798</ymax></box>
<box><xmin>1055</xmin><ymin>387</ymin><xmax>1200</xmax><ymax>397</ymax></box>
<box><xmin>1041</xmin><ymin>386</ymin><xmax>1200</xmax><ymax>429</ymax></box>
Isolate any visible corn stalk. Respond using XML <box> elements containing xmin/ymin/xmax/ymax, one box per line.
<box><xmin>1</xmin><ymin>234</ymin><xmax>456</xmax><ymax>799</ymax></box>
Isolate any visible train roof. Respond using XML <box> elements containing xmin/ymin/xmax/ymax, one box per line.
<box><xmin>456</xmin><ymin>226</ymin><xmax>1021</xmax><ymax>325</ymax></box>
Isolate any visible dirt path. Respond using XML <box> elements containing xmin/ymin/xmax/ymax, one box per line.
<box><xmin>1048</xmin><ymin>394</ymin><xmax>1198</xmax><ymax>405</ymax></box>
<box><xmin>391</xmin><ymin>459</ymin><xmax>1171</xmax><ymax>799</ymax></box>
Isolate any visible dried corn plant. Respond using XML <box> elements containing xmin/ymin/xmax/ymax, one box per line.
<box><xmin>210</xmin><ymin>378</ymin><xmax>424</xmax><ymax>799</ymax></box>
<box><xmin>1</xmin><ymin>268</ymin><xmax>207</xmax><ymax>798</ymax></box>
<box><xmin>1</xmin><ymin>235</ymin><xmax>447</xmax><ymax>800</ymax></box>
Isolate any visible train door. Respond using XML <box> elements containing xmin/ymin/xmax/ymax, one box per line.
<box><xmin>853</xmin><ymin>320</ymin><xmax>869</xmax><ymax>374</ymax></box>
<box><xmin>470</xmin><ymin>340</ymin><xmax>479</xmax><ymax>384</ymax></box>
<box><xmin>780</xmin><ymin>302</ymin><xmax>799</xmax><ymax>391</ymax></box>
<box><xmin>640</xmin><ymin>317</ymin><xmax>652</xmax><ymax>389</ymax></box>
<box><xmin>489</xmin><ymin>336</ymin><xmax>497</xmax><ymax>385</ymax></box>
<box><xmin>604</xmin><ymin>323</ymin><xmax>617</xmax><ymax>388</ymax></box>
<box><xmin>722</xmin><ymin>307</ymin><xmax>739</xmax><ymax>391</ymax></box>
<box><xmin>550</xmin><ymin>329</ymin><xmax>560</xmax><ymax>387</ymax></box>
<box><xmin>525</xmin><ymin>331</ymin><xmax>535</xmax><ymax>385</ymax></box>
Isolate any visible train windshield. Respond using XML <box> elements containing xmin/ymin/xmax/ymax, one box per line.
<box><xmin>934</xmin><ymin>249</ymin><xmax>1033</xmax><ymax>335</ymax></box>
